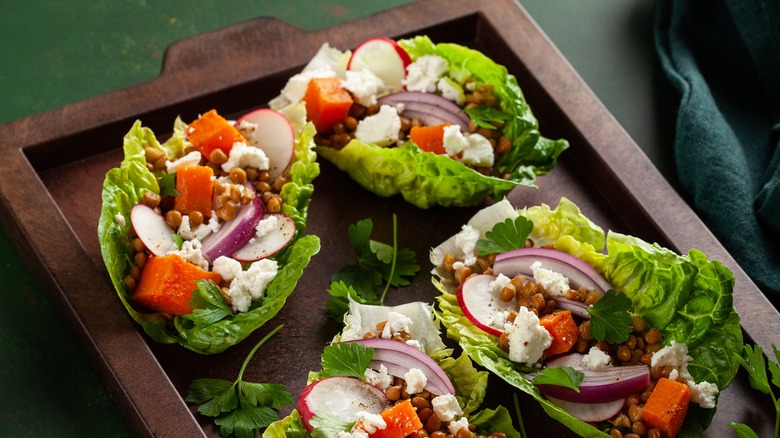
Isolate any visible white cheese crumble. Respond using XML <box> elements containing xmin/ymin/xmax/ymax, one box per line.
<box><xmin>530</xmin><ymin>261</ymin><xmax>570</xmax><ymax>297</ymax></box>
<box><xmin>165</xmin><ymin>151</ymin><xmax>203</xmax><ymax>174</ymax></box>
<box><xmin>364</xmin><ymin>364</ymin><xmax>393</xmax><ymax>391</ymax></box>
<box><xmin>437</xmin><ymin>76</ymin><xmax>465</xmax><ymax>105</ymax></box>
<box><xmin>338</xmin><ymin>431</ymin><xmax>368</xmax><ymax>438</ymax></box>
<box><xmin>461</xmin><ymin>133</ymin><xmax>495</xmax><ymax>167</ymax></box>
<box><xmin>381</xmin><ymin>311</ymin><xmax>413</xmax><ymax>339</ymax></box>
<box><xmin>650</xmin><ymin>341</ymin><xmax>720</xmax><ymax>408</ymax></box>
<box><xmin>114</xmin><ymin>213</ymin><xmax>126</xmax><ymax>227</ymax></box>
<box><xmin>403</xmin><ymin>368</ymin><xmax>427</xmax><ymax>395</ymax></box>
<box><xmin>211</xmin><ymin>256</ymin><xmax>243</xmax><ymax>282</ymax></box>
<box><xmin>448</xmin><ymin>417</ymin><xmax>470</xmax><ymax>436</ymax></box>
<box><xmin>453</xmin><ymin>224</ymin><xmax>480</xmax><ymax>268</ymax></box>
<box><xmin>254</xmin><ymin>214</ymin><xmax>279</xmax><ymax>239</ymax></box>
<box><xmin>403</xmin><ymin>55</ymin><xmax>448</xmax><ymax>92</ymax></box>
<box><xmin>277</xmin><ymin>67</ymin><xmax>336</xmax><ymax>106</ymax></box>
<box><xmin>226</xmin><ymin>259</ymin><xmax>279</xmax><ymax>313</ymax></box>
<box><xmin>166</xmin><ymin>238</ymin><xmax>208</xmax><ymax>270</ymax></box>
<box><xmin>405</xmin><ymin>339</ymin><xmax>423</xmax><ymax>351</ymax></box>
<box><xmin>342</xmin><ymin>69</ymin><xmax>387</xmax><ymax>106</ymax></box>
<box><xmin>505</xmin><ymin>306</ymin><xmax>552</xmax><ymax>366</ymax></box>
<box><xmin>354</xmin><ymin>104</ymin><xmax>401</xmax><ymax>146</ymax></box>
<box><xmin>431</xmin><ymin>394</ymin><xmax>463</xmax><ymax>422</ymax></box>
<box><xmin>443</xmin><ymin>124</ymin><xmax>469</xmax><ymax>156</ymax></box>
<box><xmin>582</xmin><ymin>346</ymin><xmax>612</xmax><ymax>369</ymax></box>
<box><xmin>177</xmin><ymin>215</ymin><xmax>213</xmax><ymax>241</ymax></box>
<box><xmin>221</xmin><ymin>142</ymin><xmax>269</xmax><ymax>173</ymax></box>
<box><xmin>354</xmin><ymin>411</ymin><xmax>386</xmax><ymax>434</ymax></box>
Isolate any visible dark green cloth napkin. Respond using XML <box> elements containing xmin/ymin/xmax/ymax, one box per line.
<box><xmin>655</xmin><ymin>0</ymin><xmax>780</xmax><ymax>305</ymax></box>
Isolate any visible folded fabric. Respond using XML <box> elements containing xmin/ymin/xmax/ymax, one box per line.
<box><xmin>654</xmin><ymin>0</ymin><xmax>780</xmax><ymax>305</ymax></box>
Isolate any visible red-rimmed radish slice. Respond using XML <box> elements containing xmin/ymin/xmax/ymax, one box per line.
<box><xmin>547</xmin><ymin>396</ymin><xmax>626</xmax><ymax>422</ymax></box>
<box><xmin>494</xmin><ymin>248</ymin><xmax>613</xmax><ymax>295</ymax></box>
<box><xmin>235</xmin><ymin>108</ymin><xmax>295</xmax><ymax>181</ymax></box>
<box><xmin>536</xmin><ymin>365</ymin><xmax>650</xmax><ymax>403</ymax></box>
<box><xmin>131</xmin><ymin>204</ymin><xmax>175</xmax><ymax>256</ymax></box>
<box><xmin>347</xmin><ymin>37</ymin><xmax>411</xmax><ymax>93</ymax></box>
<box><xmin>351</xmin><ymin>338</ymin><xmax>455</xmax><ymax>395</ymax></box>
<box><xmin>232</xmin><ymin>214</ymin><xmax>296</xmax><ymax>262</ymax></box>
<box><xmin>456</xmin><ymin>274</ymin><xmax>519</xmax><ymax>337</ymax></box>
<box><xmin>201</xmin><ymin>184</ymin><xmax>264</xmax><ymax>262</ymax></box>
<box><xmin>297</xmin><ymin>376</ymin><xmax>391</xmax><ymax>432</ymax></box>
<box><xmin>378</xmin><ymin>91</ymin><xmax>470</xmax><ymax>128</ymax></box>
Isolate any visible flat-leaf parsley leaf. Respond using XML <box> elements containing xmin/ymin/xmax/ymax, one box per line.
<box><xmin>186</xmin><ymin>325</ymin><xmax>292</xmax><ymax>438</ymax></box>
<box><xmin>587</xmin><ymin>290</ymin><xmax>633</xmax><ymax>344</ymax></box>
<box><xmin>476</xmin><ymin>216</ymin><xmax>534</xmax><ymax>255</ymax></box>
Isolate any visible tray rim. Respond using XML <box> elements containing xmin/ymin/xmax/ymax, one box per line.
<box><xmin>0</xmin><ymin>0</ymin><xmax>776</xmax><ymax>436</ymax></box>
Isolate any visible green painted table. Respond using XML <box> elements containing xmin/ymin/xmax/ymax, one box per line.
<box><xmin>0</xmin><ymin>1</ymin><xmax>672</xmax><ymax>436</ymax></box>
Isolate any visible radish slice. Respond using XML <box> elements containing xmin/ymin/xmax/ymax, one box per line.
<box><xmin>494</xmin><ymin>248</ymin><xmax>613</xmax><ymax>295</ymax></box>
<box><xmin>130</xmin><ymin>204</ymin><xmax>175</xmax><ymax>256</ymax></box>
<box><xmin>232</xmin><ymin>214</ymin><xmax>296</xmax><ymax>262</ymax></box>
<box><xmin>348</xmin><ymin>37</ymin><xmax>411</xmax><ymax>93</ymax></box>
<box><xmin>201</xmin><ymin>184</ymin><xmax>264</xmax><ymax>262</ymax></box>
<box><xmin>536</xmin><ymin>365</ymin><xmax>650</xmax><ymax>403</ymax></box>
<box><xmin>547</xmin><ymin>396</ymin><xmax>625</xmax><ymax>422</ymax></box>
<box><xmin>351</xmin><ymin>338</ymin><xmax>456</xmax><ymax>395</ymax></box>
<box><xmin>235</xmin><ymin>108</ymin><xmax>295</xmax><ymax>181</ymax></box>
<box><xmin>456</xmin><ymin>274</ymin><xmax>518</xmax><ymax>337</ymax></box>
<box><xmin>297</xmin><ymin>376</ymin><xmax>391</xmax><ymax>432</ymax></box>
<box><xmin>378</xmin><ymin>91</ymin><xmax>470</xmax><ymax>128</ymax></box>
<box><xmin>545</xmin><ymin>353</ymin><xmax>586</xmax><ymax>368</ymax></box>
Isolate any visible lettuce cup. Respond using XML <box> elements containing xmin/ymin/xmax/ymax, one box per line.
<box><xmin>270</xmin><ymin>35</ymin><xmax>568</xmax><ymax>208</ymax></box>
<box><xmin>265</xmin><ymin>300</ymin><xmax>521</xmax><ymax>437</ymax></box>
<box><xmin>429</xmin><ymin>198</ymin><xmax>742</xmax><ymax>437</ymax></box>
<box><xmin>97</xmin><ymin>104</ymin><xmax>320</xmax><ymax>354</ymax></box>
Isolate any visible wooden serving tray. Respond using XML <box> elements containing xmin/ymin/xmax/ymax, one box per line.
<box><xmin>1</xmin><ymin>0</ymin><xmax>776</xmax><ymax>436</ymax></box>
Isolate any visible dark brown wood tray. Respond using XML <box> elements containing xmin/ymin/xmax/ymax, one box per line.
<box><xmin>1</xmin><ymin>0</ymin><xmax>777</xmax><ymax>436</ymax></box>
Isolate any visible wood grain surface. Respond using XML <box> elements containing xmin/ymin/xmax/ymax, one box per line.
<box><xmin>0</xmin><ymin>0</ymin><xmax>776</xmax><ymax>436</ymax></box>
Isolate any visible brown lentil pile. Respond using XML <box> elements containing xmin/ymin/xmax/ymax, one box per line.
<box><xmin>314</xmin><ymin>81</ymin><xmax>514</xmax><ymax>179</ymax></box>
<box><xmin>122</xmin><ymin>138</ymin><xmax>288</xmax><ymax>313</ymax></box>
<box><xmin>442</xmin><ymin>245</ymin><xmax>675</xmax><ymax>437</ymax></box>
<box><xmin>361</xmin><ymin>321</ymin><xmax>509</xmax><ymax>438</ymax></box>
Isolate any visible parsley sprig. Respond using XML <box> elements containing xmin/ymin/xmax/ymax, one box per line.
<box><xmin>532</xmin><ymin>366</ymin><xmax>584</xmax><ymax>392</ymax></box>
<box><xmin>326</xmin><ymin>215</ymin><xmax>420</xmax><ymax>322</ymax></box>
<box><xmin>729</xmin><ymin>344</ymin><xmax>780</xmax><ymax>438</ymax></box>
<box><xmin>462</xmin><ymin>105</ymin><xmax>512</xmax><ymax>130</ymax></box>
<box><xmin>587</xmin><ymin>290</ymin><xmax>633</xmax><ymax>344</ymax></box>
<box><xmin>475</xmin><ymin>216</ymin><xmax>534</xmax><ymax>255</ymax></box>
<box><xmin>186</xmin><ymin>325</ymin><xmax>292</xmax><ymax>438</ymax></box>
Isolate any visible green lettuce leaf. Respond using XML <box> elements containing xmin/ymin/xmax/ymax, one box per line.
<box><xmin>314</xmin><ymin>35</ymin><xmax>568</xmax><ymax>209</ymax></box>
<box><xmin>97</xmin><ymin>108</ymin><xmax>320</xmax><ymax>354</ymax></box>
<box><xmin>431</xmin><ymin>197</ymin><xmax>743</xmax><ymax>437</ymax></box>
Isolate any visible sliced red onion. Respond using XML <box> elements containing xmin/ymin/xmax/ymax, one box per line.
<box><xmin>547</xmin><ymin>396</ymin><xmax>626</xmax><ymax>422</ymax></box>
<box><xmin>201</xmin><ymin>183</ymin><xmax>264</xmax><ymax>262</ymax></box>
<box><xmin>378</xmin><ymin>91</ymin><xmax>469</xmax><ymax>126</ymax></box>
<box><xmin>494</xmin><ymin>248</ymin><xmax>613</xmax><ymax>295</ymax></box>
<box><xmin>351</xmin><ymin>338</ymin><xmax>455</xmax><ymax>395</ymax></box>
<box><xmin>555</xmin><ymin>297</ymin><xmax>592</xmax><ymax>319</ymax></box>
<box><xmin>536</xmin><ymin>365</ymin><xmax>650</xmax><ymax>403</ymax></box>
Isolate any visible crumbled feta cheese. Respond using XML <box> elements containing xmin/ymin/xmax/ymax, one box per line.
<box><xmin>354</xmin><ymin>104</ymin><xmax>401</xmax><ymax>146</ymax></box>
<box><xmin>461</xmin><ymin>133</ymin><xmax>495</xmax><ymax>167</ymax></box>
<box><xmin>431</xmin><ymin>394</ymin><xmax>463</xmax><ymax>422</ymax></box>
<box><xmin>354</xmin><ymin>411</ymin><xmax>386</xmax><ymax>434</ymax></box>
<box><xmin>302</xmin><ymin>43</ymin><xmax>349</xmax><ymax>76</ymax></box>
<box><xmin>448</xmin><ymin>417</ymin><xmax>470</xmax><ymax>436</ymax></box>
<box><xmin>226</xmin><ymin>259</ymin><xmax>278</xmax><ymax>312</ymax></box>
<box><xmin>342</xmin><ymin>69</ymin><xmax>387</xmax><ymax>106</ymax></box>
<box><xmin>650</xmin><ymin>341</ymin><xmax>720</xmax><ymax>408</ymax></box>
<box><xmin>405</xmin><ymin>339</ymin><xmax>423</xmax><ymax>351</ymax></box>
<box><xmin>364</xmin><ymin>364</ymin><xmax>393</xmax><ymax>390</ymax></box>
<box><xmin>488</xmin><ymin>274</ymin><xmax>512</xmax><ymax>295</ymax></box>
<box><xmin>443</xmin><ymin>124</ymin><xmax>469</xmax><ymax>156</ymax></box>
<box><xmin>437</xmin><ymin>76</ymin><xmax>465</xmax><ymax>105</ymax></box>
<box><xmin>166</xmin><ymin>151</ymin><xmax>202</xmax><ymax>174</ymax></box>
<box><xmin>114</xmin><ymin>213</ymin><xmax>126</xmax><ymax>227</ymax></box>
<box><xmin>166</xmin><ymin>239</ymin><xmax>209</xmax><ymax>270</ymax></box>
<box><xmin>254</xmin><ymin>214</ymin><xmax>279</xmax><ymax>239</ymax></box>
<box><xmin>206</xmin><ymin>211</ymin><xmax>221</xmax><ymax>233</ymax></box>
<box><xmin>403</xmin><ymin>368</ymin><xmax>427</xmax><ymax>395</ymax></box>
<box><xmin>177</xmin><ymin>215</ymin><xmax>213</xmax><ymax>241</ymax></box>
<box><xmin>381</xmin><ymin>311</ymin><xmax>413</xmax><ymax>339</ymax></box>
<box><xmin>211</xmin><ymin>256</ymin><xmax>243</xmax><ymax>282</ymax></box>
<box><xmin>221</xmin><ymin>142</ymin><xmax>269</xmax><ymax>173</ymax></box>
<box><xmin>530</xmin><ymin>261</ymin><xmax>570</xmax><ymax>297</ymax></box>
<box><xmin>505</xmin><ymin>307</ymin><xmax>552</xmax><ymax>366</ymax></box>
<box><xmin>453</xmin><ymin>224</ymin><xmax>480</xmax><ymax>267</ymax></box>
<box><xmin>338</xmin><ymin>429</ymin><xmax>369</xmax><ymax>438</ymax></box>
<box><xmin>403</xmin><ymin>55</ymin><xmax>448</xmax><ymax>92</ymax></box>
<box><xmin>582</xmin><ymin>346</ymin><xmax>612</xmax><ymax>369</ymax></box>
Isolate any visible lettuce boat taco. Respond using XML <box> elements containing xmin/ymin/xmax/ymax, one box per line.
<box><xmin>265</xmin><ymin>300</ymin><xmax>521</xmax><ymax>438</ymax></box>
<box><xmin>429</xmin><ymin>198</ymin><xmax>742</xmax><ymax>437</ymax></box>
<box><xmin>97</xmin><ymin>104</ymin><xmax>320</xmax><ymax>354</ymax></box>
<box><xmin>270</xmin><ymin>35</ymin><xmax>568</xmax><ymax>208</ymax></box>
